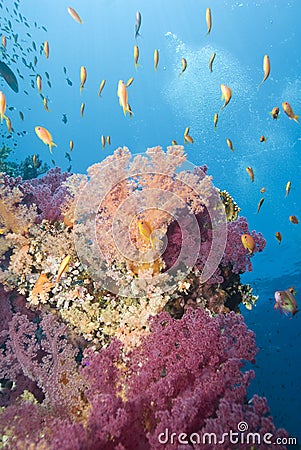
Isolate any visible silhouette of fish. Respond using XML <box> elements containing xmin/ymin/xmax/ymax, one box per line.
<box><xmin>0</xmin><ymin>61</ymin><xmax>19</xmax><ymax>92</ymax></box>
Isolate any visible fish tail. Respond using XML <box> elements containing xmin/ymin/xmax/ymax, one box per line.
<box><xmin>293</xmin><ymin>115</ymin><xmax>300</xmax><ymax>124</ymax></box>
<box><xmin>49</xmin><ymin>142</ymin><xmax>57</xmax><ymax>153</ymax></box>
<box><xmin>80</xmin><ymin>85</ymin><xmax>83</xmax><ymax>94</ymax></box>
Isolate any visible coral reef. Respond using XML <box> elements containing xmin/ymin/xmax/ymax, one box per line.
<box><xmin>0</xmin><ymin>145</ymin><xmax>282</xmax><ymax>449</ymax></box>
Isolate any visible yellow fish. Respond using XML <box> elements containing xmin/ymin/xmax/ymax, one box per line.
<box><xmin>246</xmin><ymin>166</ymin><xmax>254</xmax><ymax>182</ymax></box>
<box><xmin>154</xmin><ymin>49</ymin><xmax>159</xmax><ymax>70</ymax></box>
<box><xmin>220</xmin><ymin>84</ymin><xmax>232</xmax><ymax>110</ymax></box>
<box><xmin>80</xmin><ymin>102</ymin><xmax>85</xmax><ymax>117</ymax></box>
<box><xmin>35</xmin><ymin>126</ymin><xmax>57</xmax><ymax>153</ymax></box>
<box><xmin>101</xmin><ymin>134</ymin><xmax>106</xmax><ymax>149</ymax></box>
<box><xmin>171</xmin><ymin>140</ymin><xmax>178</xmax><ymax>145</ymax></box>
<box><xmin>125</xmin><ymin>77</ymin><xmax>134</xmax><ymax>88</ymax></box>
<box><xmin>80</xmin><ymin>66</ymin><xmax>87</xmax><ymax>93</ymax></box>
<box><xmin>43</xmin><ymin>97</ymin><xmax>50</xmax><ymax>112</ymax></box>
<box><xmin>0</xmin><ymin>91</ymin><xmax>7</xmax><ymax>122</ymax></box>
<box><xmin>213</xmin><ymin>112</ymin><xmax>218</xmax><ymax>130</ymax></box>
<box><xmin>98</xmin><ymin>79</ymin><xmax>106</xmax><ymax>97</ymax></box>
<box><xmin>107</xmin><ymin>135</ymin><xmax>111</xmax><ymax>145</ymax></box>
<box><xmin>36</xmin><ymin>74</ymin><xmax>42</xmax><ymax>93</ymax></box>
<box><xmin>257</xmin><ymin>197</ymin><xmax>264</xmax><ymax>214</ymax></box>
<box><xmin>2</xmin><ymin>36</ymin><xmax>7</xmax><ymax>49</ymax></box>
<box><xmin>285</xmin><ymin>181</ymin><xmax>291</xmax><ymax>197</ymax></box>
<box><xmin>134</xmin><ymin>45</ymin><xmax>140</xmax><ymax>68</ymax></box>
<box><xmin>209</xmin><ymin>52</ymin><xmax>216</xmax><ymax>73</ymax></box>
<box><xmin>270</xmin><ymin>107</ymin><xmax>279</xmax><ymax>119</ymax></box>
<box><xmin>275</xmin><ymin>231</ymin><xmax>282</xmax><ymax>245</ymax></box>
<box><xmin>56</xmin><ymin>255</ymin><xmax>71</xmax><ymax>283</ymax></box>
<box><xmin>206</xmin><ymin>7</ymin><xmax>212</xmax><ymax>34</ymax></box>
<box><xmin>43</xmin><ymin>40</ymin><xmax>49</xmax><ymax>59</ymax></box>
<box><xmin>226</xmin><ymin>138</ymin><xmax>234</xmax><ymax>151</ymax></box>
<box><xmin>117</xmin><ymin>80</ymin><xmax>131</xmax><ymax>116</ymax></box>
<box><xmin>138</xmin><ymin>220</ymin><xmax>155</xmax><ymax>248</ymax></box>
<box><xmin>5</xmin><ymin>116</ymin><xmax>12</xmax><ymax>132</ymax></box>
<box><xmin>184</xmin><ymin>135</ymin><xmax>194</xmax><ymax>144</ymax></box>
<box><xmin>69</xmin><ymin>140</ymin><xmax>74</xmax><ymax>151</ymax></box>
<box><xmin>282</xmin><ymin>101</ymin><xmax>299</xmax><ymax>124</ymax></box>
<box><xmin>67</xmin><ymin>7</ymin><xmax>82</xmax><ymax>24</ymax></box>
<box><xmin>258</xmin><ymin>54</ymin><xmax>270</xmax><ymax>89</ymax></box>
<box><xmin>179</xmin><ymin>58</ymin><xmax>187</xmax><ymax>77</ymax></box>
<box><xmin>241</xmin><ymin>234</ymin><xmax>255</xmax><ymax>253</ymax></box>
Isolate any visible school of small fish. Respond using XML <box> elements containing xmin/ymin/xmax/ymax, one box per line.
<box><xmin>0</xmin><ymin>2</ymin><xmax>299</xmax><ymax>315</ymax></box>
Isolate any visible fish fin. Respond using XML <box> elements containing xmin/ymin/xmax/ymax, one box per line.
<box><xmin>292</xmin><ymin>309</ymin><xmax>299</xmax><ymax>316</ymax></box>
<box><xmin>293</xmin><ymin>115</ymin><xmax>300</xmax><ymax>125</ymax></box>
<box><xmin>257</xmin><ymin>80</ymin><xmax>264</xmax><ymax>90</ymax></box>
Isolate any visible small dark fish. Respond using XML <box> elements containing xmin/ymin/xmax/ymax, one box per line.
<box><xmin>67</xmin><ymin>165</ymin><xmax>72</xmax><ymax>172</ymax></box>
<box><xmin>63</xmin><ymin>66</ymin><xmax>67</xmax><ymax>75</ymax></box>
<box><xmin>33</xmin><ymin>56</ymin><xmax>38</xmax><ymax>66</ymax></box>
<box><xmin>51</xmin><ymin>159</ymin><xmax>56</xmax><ymax>166</ymax></box>
<box><xmin>135</xmin><ymin>11</ymin><xmax>141</xmax><ymax>38</ymax></box>
<box><xmin>0</xmin><ymin>60</ymin><xmax>19</xmax><ymax>92</ymax></box>
<box><xmin>26</xmin><ymin>32</ymin><xmax>31</xmax><ymax>38</ymax></box>
<box><xmin>24</xmin><ymin>22</ymin><xmax>30</xmax><ymax>28</ymax></box>
<box><xmin>23</xmin><ymin>90</ymin><xmax>28</xmax><ymax>95</ymax></box>
<box><xmin>32</xmin><ymin>41</ymin><xmax>36</xmax><ymax>51</ymax></box>
<box><xmin>66</xmin><ymin>77</ymin><xmax>72</xmax><ymax>86</ymax></box>
<box><xmin>8</xmin><ymin>106</ymin><xmax>15</xmax><ymax>111</ymax></box>
<box><xmin>19</xmin><ymin>111</ymin><xmax>24</xmax><ymax>120</ymax></box>
<box><xmin>47</xmin><ymin>80</ymin><xmax>52</xmax><ymax>88</ymax></box>
<box><xmin>65</xmin><ymin>152</ymin><xmax>71</xmax><ymax>162</ymax></box>
<box><xmin>34</xmin><ymin>21</ymin><xmax>37</xmax><ymax>28</ymax></box>
<box><xmin>13</xmin><ymin>33</ymin><xmax>18</xmax><ymax>43</ymax></box>
<box><xmin>45</xmin><ymin>71</ymin><xmax>50</xmax><ymax>79</ymax></box>
<box><xmin>62</xmin><ymin>114</ymin><xmax>67</xmax><ymax>124</ymax></box>
<box><xmin>42</xmin><ymin>26</ymin><xmax>47</xmax><ymax>32</ymax></box>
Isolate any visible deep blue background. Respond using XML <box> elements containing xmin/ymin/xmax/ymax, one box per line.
<box><xmin>1</xmin><ymin>0</ymin><xmax>300</xmax><ymax>442</ymax></box>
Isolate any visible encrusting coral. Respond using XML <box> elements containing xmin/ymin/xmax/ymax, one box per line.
<box><xmin>0</xmin><ymin>145</ymin><xmax>282</xmax><ymax>449</ymax></box>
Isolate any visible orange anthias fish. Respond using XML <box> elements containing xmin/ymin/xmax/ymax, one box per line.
<box><xmin>206</xmin><ymin>7</ymin><xmax>212</xmax><ymax>34</ymax></box>
<box><xmin>289</xmin><ymin>215</ymin><xmax>299</xmax><ymax>224</ymax></box>
<box><xmin>56</xmin><ymin>255</ymin><xmax>71</xmax><ymax>283</ymax></box>
<box><xmin>35</xmin><ymin>126</ymin><xmax>57</xmax><ymax>153</ymax></box>
<box><xmin>98</xmin><ymin>79</ymin><xmax>106</xmax><ymax>97</ymax></box>
<box><xmin>259</xmin><ymin>135</ymin><xmax>267</xmax><ymax>142</ymax></box>
<box><xmin>43</xmin><ymin>40</ymin><xmax>49</xmax><ymax>59</ymax></box>
<box><xmin>282</xmin><ymin>102</ymin><xmax>299</xmax><ymax>124</ymax></box>
<box><xmin>134</xmin><ymin>45</ymin><xmax>140</xmax><ymax>69</ymax></box>
<box><xmin>270</xmin><ymin>106</ymin><xmax>279</xmax><ymax>119</ymax></box>
<box><xmin>226</xmin><ymin>138</ymin><xmax>234</xmax><ymax>151</ymax></box>
<box><xmin>154</xmin><ymin>49</ymin><xmax>159</xmax><ymax>71</ymax></box>
<box><xmin>67</xmin><ymin>7</ymin><xmax>82</xmax><ymax>24</ymax></box>
<box><xmin>220</xmin><ymin>84</ymin><xmax>232</xmax><ymax>110</ymax></box>
<box><xmin>285</xmin><ymin>181</ymin><xmax>291</xmax><ymax>197</ymax></box>
<box><xmin>274</xmin><ymin>289</ymin><xmax>298</xmax><ymax>316</ymax></box>
<box><xmin>241</xmin><ymin>234</ymin><xmax>255</xmax><ymax>253</ymax></box>
<box><xmin>117</xmin><ymin>80</ymin><xmax>131</xmax><ymax>116</ymax></box>
<box><xmin>138</xmin><ymin>220</ymin><xmax>155</xmax><ymax>248</ymax></box>
<box><xmin>258</xmin><ymin>54</ymin><xmax>270</xmax><ymax>89</ymax></box>
<box><xmin>80</xmin><ymin>66</ymin><xmax>87</xmax><ymax>93</ymax></box>
<box><xmin>246</xmin><ymin>166</ymin><xmax>254</xmax><ymax>182</ymax></box>
<box><xmin>275</xmin><ymin>231</ymin><xmax>282</xmax><ymax>245</ymax></box>
<box><xmin>32</xmin><ymin>273</ymin><xmax>53</xmax><ymax>297</ymax></box>
<box><xmin>0</xmin><ymin>91</ymin><xmax>7</xmax><ymax>122</ymax></box>
<box><xmin>179</xmin><ymin>58</ymin><xmax>187</xmax><ymax>77</ymax></box>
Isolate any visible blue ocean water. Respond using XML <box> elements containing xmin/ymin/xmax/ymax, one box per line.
<box><xmin>1</xmin><ymin>0</ymin><xmax>300</xmax><ymax>444</ymax></box>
